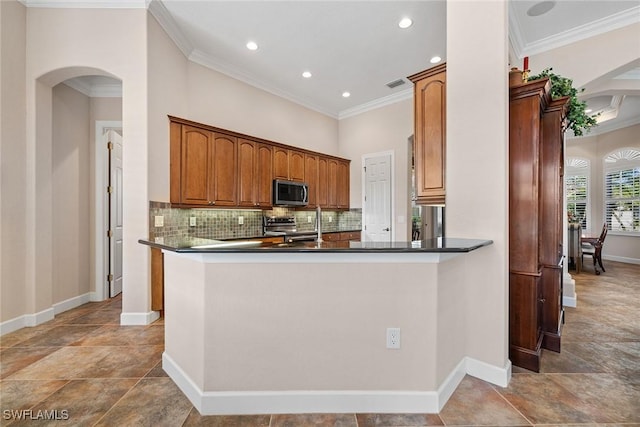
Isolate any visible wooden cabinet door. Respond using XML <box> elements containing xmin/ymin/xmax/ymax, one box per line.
<box><xmin>305</xmin><ymin>154</ymin><xmax>318</xmax><ymax>207</ymax></box>
<box><xmin>273</xmin><ymin>147</ymin><xmax>289</xmax><ymax>180</ymax></box>
<box><xmin>212</xmin><ymin>133</ymin><xmax>237</xmax><ymax>206</ymax></box>
<box><xmin>289</xmin><ymin>149</ymin><xmax>305</xmax><ymax>182</ymax></box>
<box><xmin>180</xmin><ymin>125</ymin><xmax>214</xmax><ymax>206</ymax></box>
<box><xmin>237</xmin><ymin>139</ymin><xmax>256</xmax><ymax>207</ymax></box>
<box><xmin>327</xmin><ymin>159</ymin><xmax>338</xmax><ymax>208</ymax></box>
<box><xmin>337</xmin><ymin>160</ymin><xmax>350</xmax><ymax>208</ymax></box>
<box><xmin>317</xmin><ymin>157</ymin><xmax>328</xmax><ymax>208</ymax></box>
<box><xmin>409</xmin><ymin>63</ymin><xmax>446</xmax><ymax>205</ymax></box>
<box><xmin>256</xmin><ymin>143</ymin><xmax>273</xmax><ymax>207</ymax></box>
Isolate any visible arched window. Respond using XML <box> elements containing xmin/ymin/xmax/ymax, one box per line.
<box><xmin>565</xmin><ymin>158</ymin><xmax>589</xmax><ymax>229</ymax></box>
<box><xmin>604</xmin><ymin>148</ymin><xmax>640</xmax><ymax>233</ymax></box>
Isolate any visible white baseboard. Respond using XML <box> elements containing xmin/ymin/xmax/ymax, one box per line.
<box><xmin>465</xmin><ymin>357</ymin><xmax>511</xmax><ymax>388</ymax></box>
<box><xmin>163</xmin><ymin>353</ymin><xmax>509</xmax><ymax>415</ymax></box>
<box><xmin>563</xmin><ymin>294</ymin><xmax>577</xmax><ymax>308</ymax></box>
<box><xmin>1</xmin><ymin>293</ymin><xmax>95</xmax><ymax>336</ymax></box>
<box><xmin>120</xmin><ymin>311</ymin><xmax>160</xmax><ymax>326</ymax></box>
<box><xmin>0</xmin><ymin>307</ymin><xmax>54</xmax><ymax>336</ymax></box>
<box><xmin>53</xmin><ymin>293</ymin><xmax>91</xmax><ymax>315</ymax></box>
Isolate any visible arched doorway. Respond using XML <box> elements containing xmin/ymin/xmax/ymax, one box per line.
<box><xmin>35</xmin><ymin>67</ymin><xmax>123</xmax><ymax>317</ymax></box>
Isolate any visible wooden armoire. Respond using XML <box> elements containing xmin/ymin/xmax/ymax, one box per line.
<box><xmin>509</xmin><ymin>74</ymin><xmax>569</xmax><ymax>372</ymax></box>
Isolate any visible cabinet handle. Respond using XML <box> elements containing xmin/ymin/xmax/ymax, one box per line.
<box><xmin>538</xmin><ymin>298</ymin><xmax>546</xmax><ymax>303</ymax></box>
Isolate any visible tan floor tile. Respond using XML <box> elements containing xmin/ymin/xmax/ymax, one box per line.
<box><xmin>439</xmin><ymin>376</ymin><xmax>531</xmax><ymax>426</ymax></box>
<box><xmin>0</xmin><ymin>325</ymin><xmax>58</xmax><ymax>348</ymax></box>
<box><xmin>71</xmin><ymin>324</ymin><xmax>164</xmax><ymax>347</ymax></box>
<box><xmin>271</xmin><ymin>413</ymin><xmax>357</xmax><ymax>427</ymax></box>
<box><xmin>7</xmin><ymin>378</ymin><xmax>137</xmax><ymax>427</ymax></box>
<box><xmin>496</xmin><ymin>373</ymin><xmax>615</xmax><ymax>424</ymax></box>
<box><xmin>67</xmin><ymin>308</ymin><xmax>122</xmax><ymax>325</ymax></box>
<box><xmin>13</xmin><ymin>325</ymin><xmax>101</xmax><ymax>347</ymax></box>
<box><xmin>0</xmin><ymin>379</ymin><xmax>68</xmax><ymax>412</ymax></box>
<box><xmin>0</xmin><ymin>346</ymin><xmax>61</xmax><ymax>379</ymax></box>
<box><xmin>144</xmin><ymin>361</ymin><xmax>169</xmax><ymax>378</ymax></box>
<box><xmin>182</xmin><ymin>409</ymin><xmax>270</xmax><ymax>426</ymax></box>
<box><xmin>94</xmin><ymin>377</ymin><xmax>192</xmax><ymax>427</ymax></box>
<box><xmin>356</xmin><ymin>413</ymin><xmax>444</xmax><ymax>426</ymax></box>
<box><xmin>548</xmin><ymin>373</ymin><xmax>640</xmax><ymax>423</ymax></box>
<box><xmin>7</xmin><ymin>345</ymin><xmax>162</xmax><ymax>380</ymax></box>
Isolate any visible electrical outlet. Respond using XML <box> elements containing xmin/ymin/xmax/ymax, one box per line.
<box><xmin>154</xmin><ymin>216</ymin><xmax>164</xmax><ymax>227</ymax></box>
<box><xmin>386</xmin><ymin>328</ymin><xmax>401</xmax><ymax>349</ymax></box>
<box><xmin>238</xmin><ymin>216</ymin><xmax>244</xmax><ymax>225</ymax></box>
<box><xmin>307</xmin><ymin>216</ymin><xmax>312</xmax><ymax>223</ymax></box>
<box><xmin>328</xmin><ymin>216</ymin><xmax>333</xmax><ymax>223</ymax></box>
<box><xmin>190</xmin><ymin>217</ymin><xmax>197</xmax><ymax>227</ymax></box>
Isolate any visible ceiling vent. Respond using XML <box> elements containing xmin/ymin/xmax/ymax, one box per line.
<box><xmin>386</xmin><ymin>79</ymin><xmax>406</xmax><ymax>89</ymax></box>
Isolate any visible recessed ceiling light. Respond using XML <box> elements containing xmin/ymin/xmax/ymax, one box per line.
<box><xmin>342</xmin><ymin>91</ymin><xmax>351</xmax><ymax>98</ymax></box>
<box><xmin>430</xmin><ymin>56</ymin><xmax>442</xmax><ymax>64</ymax></box>
<box><xmin>527</xmin><ymin>1</ymin><xmax>556</xmax><ymax>17</ymax></box>
<box><xmin>398</xmin><ymin>17</ymin><xmax>413</xmax><ymax>29</ymax></box>
<box><xmin>302</xmin><ymin>71</ymin><xmax>312</xmax><ymax>78</ymax></box>
<box><xmin>246</xmin><ymin>41</ymin><xmax>258</xmax><ymax>51</ymax></box>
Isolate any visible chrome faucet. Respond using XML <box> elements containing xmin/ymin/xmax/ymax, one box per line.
<box><xmin>316</xmin><ymin>205</ymin><xmax>323</xmax><ymax>242</ymax></box>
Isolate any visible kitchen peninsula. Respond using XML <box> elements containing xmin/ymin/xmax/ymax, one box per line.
<box><xmin>139</xmin><ymin>237</ymin><xmax>494</xmax><ymax>415</ymax></box>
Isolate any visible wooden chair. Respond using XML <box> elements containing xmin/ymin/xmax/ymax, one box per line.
<box><xmin>581</xmin><ymin>223</ymin><xmax>608</xmax><ymax>275</ymax></box>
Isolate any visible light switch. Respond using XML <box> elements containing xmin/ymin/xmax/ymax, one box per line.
<box><xmin>190</xmin><ymin>217</ymin><xmax>197</xmax><ymax>227</ymax></box>
<box><xmin>154</xmin><ymin>216</ymin><xmax>164</xmax><ymax>227</ymax></box>
<box><xmin>238</xmin><ymin>216</ymin><xmax>244</xmax><ymax>225</ymax></box>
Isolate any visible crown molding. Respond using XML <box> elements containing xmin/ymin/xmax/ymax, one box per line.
<box><xmin>20</xmin><ymin>0</ymin><xmax>148</xmax><ymax>8</ymax></box>
<box><xmin>189</xmin><ymin>49</ymin><xmax>338</xmax><ymax>119</ymax></box>
<box><xmin>507</xmin><ymin>4</ymin><xmax>526</xmax><ymax>59</ymax></box>
<box><xmin>147</xmin><ymin>0</ymin><xmax>193</xmax><ymax>58</ymax></box>
<box><xmin>338</xmin><ymin>88</ymin><xmax>413</xmax><ymax>120</ymax></box>
<box><xmin>521</xmin><ymin>6</ymin><xmax>640</xmax><ymax>57</ymax></box>
<box><xmin>64</xmin><ymin>79</ymin><xmax>122</xmax><ymax>97</ymax></box>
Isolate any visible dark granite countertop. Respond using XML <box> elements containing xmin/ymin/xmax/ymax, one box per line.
<box><xmin>139</xmin><ymin>237</ymin><xmax>492</xmax><ymax>253</ymax></box>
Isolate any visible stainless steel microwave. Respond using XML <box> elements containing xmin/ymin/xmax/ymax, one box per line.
<box><xmin>273</xmin><ymin>179</ymin><xmax>309</xmax><ymax>206</ymax></box>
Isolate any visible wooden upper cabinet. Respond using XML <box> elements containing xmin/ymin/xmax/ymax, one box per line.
<box><xmin>211</xmin><ymin>133</ymin><xmax>237</xmax><ymax>206</ymax></box>
<box><xmin>305</xmin><ymin>154</ymin><xmax>319</xmax><ymax>207</ymax></box>
<box><xmin>237</xmin><ymin>139</ymin><xmax>257</xmax><ymax>207</ymax></box>
<box><xmin>337</xmin><ymin>160</ymin><xmax>350</xmax><ymax>208</ymax></box>
<box><xmin>274</xmin><ymin>147</ymin><xmax>305</xmax><ymax>182</ymax></box>
<box><xmin>256</xmin><ymin>143</ymin><xmax>273</xmax><ymax>207</ymax></box>
<box><xmin>408</xmin><ymin>63</ymin><xmax>446</xmax><ymax>205</ymax></box>
<box><xmin>327</xmin><ymin>159</ymin><xmax>338</xmax><ymax>208</ymax></box>
<box><xmin>317</xmin><ymin>156</ymin><xmax>328</xmax><ymax>207</ymax></box>
<box><xmin>289</xmin><ymin>150</ymin><xmax>305</xmax><ymax>182</ymax></box>
<box><xmin>169</xmin><ymin>116</ymin><xmax>348</xmax><ymax>209</ymax></box>
<box><xmin>273</xmin><ymin>147</ymin><xmax>289</xmax><ymax>180</ymax></box>
<box><xmin>176</xmin><ymin>124</ymin><xmax>213</xmax><ymax>206</ymax></box>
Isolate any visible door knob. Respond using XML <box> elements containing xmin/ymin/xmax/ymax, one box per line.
<box><xmin>383</xmin><ymin>227</ymin><xmax>390</xmax><ymax>231</ymax></box>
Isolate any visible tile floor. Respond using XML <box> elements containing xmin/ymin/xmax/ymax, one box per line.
<box><xmin>1</xmin><ymin>261</ymin><xmax>638</xmax><ymax>426</ymax></box>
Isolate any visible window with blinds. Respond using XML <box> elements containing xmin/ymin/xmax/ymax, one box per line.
<box><xmin>604</xmin><ymin>148</ymin><xmax>640</xmax><ymax>234</ymax></box>
<box><xmin>565</xmin><ymin>158</ymin><xmax>589</xmax><ymax>230</ymax></box>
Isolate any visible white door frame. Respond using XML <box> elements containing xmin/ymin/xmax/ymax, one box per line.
<box><xmin>93</xmin><ymin>120</ymin><xmax>122</xmax><ymax>301</ymax></box>
<box><xmin>362</xmin><ymin>150</ymin><xmax>395</xmax><ymax>242</ymax></box>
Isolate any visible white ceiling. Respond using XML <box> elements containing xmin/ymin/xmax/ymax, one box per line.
<box><xmin>52</xmin><ymin>0</ymin><xmax>640</xmax><ymax>135</ymax></box>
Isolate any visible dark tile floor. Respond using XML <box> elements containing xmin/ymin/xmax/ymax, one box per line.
<box><xmin>1</xmin><ymin>261</ymin><xmax>638</xmax><ymax>426</ymax></box>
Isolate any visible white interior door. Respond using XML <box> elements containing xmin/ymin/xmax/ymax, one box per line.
<box><xmin>108</xmin><ymin>130</ymin><xmax>123</xmax><ymax>297</ymax></box>
<box><xmin>364</xmin><ymin>153</ymin><xmax>392</xmax><ymax>242</ymax></box>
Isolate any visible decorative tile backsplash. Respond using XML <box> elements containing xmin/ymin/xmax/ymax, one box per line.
<box><xmin>149</xmin><ymin>202</ymin><xmax>362</xmax><ymax>240</ymax></box>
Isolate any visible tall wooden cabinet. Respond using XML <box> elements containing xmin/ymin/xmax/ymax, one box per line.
<box><xmin>509</xmin><ymin>76</ymin><xmax>568</xmax><ymax>372</ymax></box>
<box><xmin>408</xmin><ymin>63</ymin><xmax>446</xmax><ymax>205</ymax></box>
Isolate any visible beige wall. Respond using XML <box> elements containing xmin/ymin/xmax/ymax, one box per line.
<box><xmin>52</xmin><ymin>84</ymin><xmax>91</xmax><ymax>303</ymax></box>
<box><xmin>446</xmin><ymin>0</ymin><xmax>510</xmax><ymax>370</ymax></box>
<box><xmin>0</xmin><ymin>0</ymin><xmax>28</xmax><ymax>323</ymax></box>
<box><xmin>25</xmin><ymin>7</ymin><xmax>149</xmax><ymax>321</ymax></box>
<box><xmin>338</xmin><ymin>99</ymin><xmax>413</xmax><ymax>240</ymax></box>
<box><xmin>567</xmin><ymin>124</ymin><xmax>640</xmax><ymax>263</ymax></box>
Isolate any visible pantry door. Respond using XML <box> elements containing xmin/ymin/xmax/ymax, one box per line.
<box><xmin>363</xmin><ymin>152</ymin><xmax>393</xmax><ymax>242</ymax></box>
<box><xmin>108</xmin><ymin>129</ymin><xmax>123</xmax><ymax>297</ymax></box>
